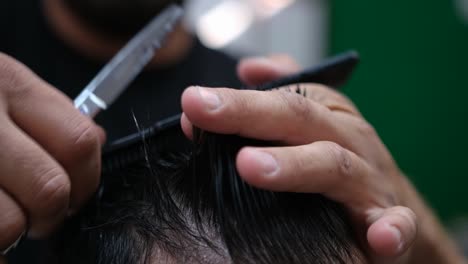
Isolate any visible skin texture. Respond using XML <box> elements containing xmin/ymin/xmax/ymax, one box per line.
<box><xmin>181</xmin><ymin>55</ymin><xmax>467</xmax><ymax>264</ymax></box>
<box><xmin>0</xmin><ymin>53</ymin><xmax>104</xmax><ymax>247</ymax></box>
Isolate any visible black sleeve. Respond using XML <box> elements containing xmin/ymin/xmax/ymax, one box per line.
<box><xmin>0</xmin><ymin>1</ymin><xmax>13</xmax><ymax>53</ymax></box>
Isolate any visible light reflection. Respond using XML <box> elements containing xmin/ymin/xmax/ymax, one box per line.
<box><xmin>196</xmin><ymin>1</ymin><xmax>254</xmax><ymax>48</ymax></box>
<box><xmin>196</xmin><ymin>0</ymin><xmax>296</xmax><ymax>48</ymax></box>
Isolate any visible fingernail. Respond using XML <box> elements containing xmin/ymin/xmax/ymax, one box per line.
<box><xmin>198</xmin><ymin>87</ymin><xmax>221</xmax><ymax>111</ymax></box>
<box><xmin>254</xmin><ymin>57</ymin><xmax>281</xmax><ymax>69</ymax></box>
<box><xmin>251</xmin><ymin>150</ymin><xmax>279</xmax><ymax>177</ymax></box>
<box><xmin>388</xmin><ymin>225</ymin><xmax>404</xmax><ymax>253</ymax></box>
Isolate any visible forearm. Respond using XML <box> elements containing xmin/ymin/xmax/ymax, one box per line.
<box><xmin>401</xmin><ymin>176</ymin><xmax>466</xmax><ymax>264</ymax></box>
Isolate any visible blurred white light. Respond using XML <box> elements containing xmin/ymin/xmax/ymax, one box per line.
<box><xmin>196</xmin><ymin>1</ymin><xmax>254</xmax><ymax>48</ymax></box>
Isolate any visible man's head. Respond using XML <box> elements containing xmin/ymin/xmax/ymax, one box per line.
<box><xmin>62</xmin><ymin>0</ymin><xmax>184</xmax><ymax>38</ymax></box>
<box><xmin>51</xmin><ymin>128</ymin><xmax>366</xmax><ymax>263</ymax></box>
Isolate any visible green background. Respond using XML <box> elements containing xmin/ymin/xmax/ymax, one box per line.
<box><xmin>330</xmin><ymin>1</ymin><xmax>468</xmax><ymax>221</ymax></box>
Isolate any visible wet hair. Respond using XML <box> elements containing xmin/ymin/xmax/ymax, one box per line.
<box><xmin>63</xmin><ymin>0</ymin><xmax>184</xmax><ymax>39</ymax></box>
<box><xmin>50</xmin><ymin>122</ymin><xmax>366</xmax><ymax>264</ymax></box>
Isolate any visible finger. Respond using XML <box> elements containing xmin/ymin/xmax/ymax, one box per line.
<box><xmin>367</xmin><ymin>206</ymin><xmax>417</xmax><ymax>261</ymax></box>
<box><xmin>235</xmin><ymin>141</ymin><xmax>388</xmax><ymax>207</ymax></box>
<box><xmin>182</xmin><ymin>86</ymin><xmax>348</xmax><ymax>145</ymax></box>
<box><xmin>0</xmin><ymin>118</ymin><xmax>70</xmax><ymax>238</ymax></box>
<box><xmin>0</xmin><ymin>189</ymin><xmax>26</xmax><ymax>252</ymax></box>
<box><xmin>180</xmin><ymin>113</ymin><xmax>193</xmax><ymax>140</ymax></box>
<box><xmin>330</xmin><ymin>111</ymin><xmax>398</xmax><ymax>165</ymax></box>
<box><xmin>236</xmin><ymin>54</ymin><xmax>355</xmax><ymax>111</ymax></box>
<box><xmin>237</xmin><ymin>55</ymin><xmax>300</xmax><ymax>86</ymax></box>
<box><xmin>0</xmin><ymin>54</ymin><xmax>104</xmax><ymax>210</ymax></box>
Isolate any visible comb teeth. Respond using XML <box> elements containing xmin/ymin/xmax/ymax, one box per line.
<box><xmin>101</xmin><ymin>114</ymin><xmax>185</xmax><ymax>174</ymax></box>
<box><xmin>102</xmin><ymin>146</ymin><xmax>144</xmax><ymax>174</ymax></box>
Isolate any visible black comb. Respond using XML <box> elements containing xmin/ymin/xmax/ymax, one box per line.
<box><xmin>102</xmin><ymin>51</ymin><xmax>360</xmax><ymax>173</ymax></box>
<box><xmin>255</xmin><ymin>50</ymin><xmax>359</xmax><ymax>91</ymax></box>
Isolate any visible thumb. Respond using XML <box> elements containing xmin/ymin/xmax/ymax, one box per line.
<box><xmin>237</xmin><ymin>54</ymin><xmax>301</xmax><ymax>86</ymax></box>
<box><xmin>367</xmin><ymin>206</ymin><xmax>418</xmax><ymax>264</ymax></box>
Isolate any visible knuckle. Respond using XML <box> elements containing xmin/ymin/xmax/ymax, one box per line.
<box><xmin>284</xmin><ymin>152</ymin><xmax>308</xmax><ymax>188</ymax></box>
<box><xmin>34</xmin><ymin>166</ymin><xmax>70</xmax><ymax>215</ymax></box>
<box><xmin>221</xmin><ymin>88</ymin><xmax>252</xmax><ymax>123</ymax></box>
<box><xmin>64</xmin><ymin>119</ymin><xmax>101</xmax><ymax>163</ymax></box>
<box><xmin>325</xmin><ymin>142</ymin><xmax>354</xmax><ymax>180</ymax></box>
<box><xmin>277</xmin><ymin>90</ymin><xmax>315</xmax><ymax>120</ymax></box>
<box><xmin>355</xmin><ymin>119</ymin><xmax>377</xmax><ymax>137</ymax></box>
<box><xmin>226</xmin><ymin>89</ymin><xmax>250</xmax><ymax>109</ymax></box>
<box><xmin>0</xmin><ymin>53</ymin><xmax>31</xmax><ymax>98</ymax></box>
<box><xmin>304</xmin><ymin>84</ymin><xmax>360</xmax><ymax>113</ymax></box>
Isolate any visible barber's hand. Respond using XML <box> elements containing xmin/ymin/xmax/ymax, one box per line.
<box><xmin>181</xmin><ymin>55</ymin><xmax>422</xmax><ymax>263</ymax></box>
<box><xmin>0</xmin><ymin>53</ymin><xmax>104</xmax><ymax>253</ymax></box>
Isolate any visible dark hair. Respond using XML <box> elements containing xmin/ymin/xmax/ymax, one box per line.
<box><xmin>51</xmin><ymin>126</ymin><xmax>365</xmax><ymax>264</ymax></box>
